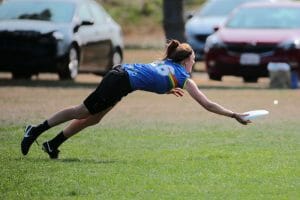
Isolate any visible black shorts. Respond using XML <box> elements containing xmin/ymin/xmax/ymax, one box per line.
<box><xmin>83</xmin><ymin>65</ymin><xmax>133</xmax><ymax>114</ymax></box>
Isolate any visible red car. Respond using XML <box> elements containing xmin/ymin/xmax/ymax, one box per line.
<box><xmin>204</xmin><ymin>1</ymin><xmax>300</xmax><ymax>82</ymax></box>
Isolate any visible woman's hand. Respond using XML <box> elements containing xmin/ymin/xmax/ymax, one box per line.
<box><xmin>232</xmin><ymin>113</ymin><xmax>251</xmax><ymax>125</ymax></box>
<box><xmin>167</xmin><ymin>88</ymin><xmax>185</xmax><ymax>97</ymax></box>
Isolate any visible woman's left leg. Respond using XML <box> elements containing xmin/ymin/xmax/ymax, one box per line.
<box><xmin>64</xmin><ymin>106</ymin><xmax>113</xmax><ymax>138</ymax></box>
<box><xmin>42</xmin><ymin>106</ymin><xmax>114</xmax><ymax>159</ymax></box>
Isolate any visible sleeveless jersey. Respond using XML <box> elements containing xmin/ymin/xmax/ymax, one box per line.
<box><xmin>122</xmin><ymin>59</ymin><xmax>190</xmax><ymax>94</ymax></box>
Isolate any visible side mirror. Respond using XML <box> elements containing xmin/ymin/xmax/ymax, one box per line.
<box><xmin>213</xmin><ymin>26</ymin><xmax>219</xmax><ymax>32</ymax></box>
<box><xmin>73</xmin><ymin>20</ymin><xmax>94</xmax><ymax>32</ymax></box>
<box><xmin>81</xmin><ymin>20</ymin><xmax>94</xmax><ymax>26</ymax></box>
<box><xmin>187</xmin><ymin>13</ymin><xmax>193</xmax><ymax>20</ymax></box>
<box><xmin>185</xmin><ymin>11</ymin><xmax>194</xmax><ymax>21</ymax></box>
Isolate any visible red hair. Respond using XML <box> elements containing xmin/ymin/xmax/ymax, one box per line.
<box><xmin>164</xmin><ymin>39</ymin><xmax>193</xmax><ymax>63</ymax></box>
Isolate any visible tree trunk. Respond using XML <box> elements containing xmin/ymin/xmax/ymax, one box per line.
<box><xmin>163</xmin><ymin>0</ymin><xmax>185</xmax><ymax>42</ymax></box>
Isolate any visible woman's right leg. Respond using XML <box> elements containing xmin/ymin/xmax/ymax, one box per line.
<box><xmin>42</xmin><ymin>106</ymin><xmax>113</xmax><ymax>159</ymax></box>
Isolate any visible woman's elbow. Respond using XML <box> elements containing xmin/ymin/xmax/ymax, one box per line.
<box><xmin>200</xmin><ymin>101</ymin><xmax>214</xmax><ymax>111</ymax></box>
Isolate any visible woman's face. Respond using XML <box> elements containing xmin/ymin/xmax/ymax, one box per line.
<box><xmin>183</xmin><ymin>51</ymin><xmax>195</xmax><ymax>73</ymax></box>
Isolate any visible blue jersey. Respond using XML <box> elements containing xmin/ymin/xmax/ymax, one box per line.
<box><xmin>122</xmin><ymin>59</ymin><xmax>190</xmax><ymax>94</ymax></box>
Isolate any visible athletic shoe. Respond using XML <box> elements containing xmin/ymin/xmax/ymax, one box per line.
<box><xmin>21</xmin><ymin>125</ymin><xmax>38</xmax><ymax>155</ymax></box>
<box><xmin>42</xmin><ymin>141</ymin><xmax>60</xmax><ymax>159</ymax></box>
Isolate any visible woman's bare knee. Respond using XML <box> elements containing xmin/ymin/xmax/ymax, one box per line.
<box><xmin>82</xmin><ymin>107</ymin><xmax>112</xmax><ymax>126</ymax></box>
<box><xmin>72</xmin><ymin>104</ymin><xmax>91</xmax><ymax>119</ymax></box>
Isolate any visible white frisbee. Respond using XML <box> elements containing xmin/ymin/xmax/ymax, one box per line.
<box><xmin>242</xmin><ymin>110</ymin><xmax>269</xmax><ymax>120</ymax></box>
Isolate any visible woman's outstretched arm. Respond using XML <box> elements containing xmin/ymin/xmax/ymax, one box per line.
<box><xmin>185</xmin><ymin>79</ymin><xmax>250</xmax><ymax>125</ymax></box>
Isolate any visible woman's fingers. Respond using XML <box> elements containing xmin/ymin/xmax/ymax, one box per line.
<box><xmin>168</xmin><ymin>88</ymin><xmax>185</xmax><ymax>97</ymax></box>
<box><xmin>173</xmin><ymin>88</ymin><xmax>184</xmax><ymax>97</ymax></box>
<box><xmin>234</xmin><ymin>113</ymin><xmax>252</xmax><ymax>125</ymax></box>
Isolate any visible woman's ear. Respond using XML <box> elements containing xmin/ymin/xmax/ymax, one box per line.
<box><xmin>181</xmin><ymin>58</ymin><xmax>188</xmax><ymax>67</ymax></box>
<box><xmin>181</xmin><ymin>61</ymin><xmax>186</xmax><ymax>67</ymax></box>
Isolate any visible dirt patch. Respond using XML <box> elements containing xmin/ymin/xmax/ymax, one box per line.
<box><xmin>0</xmin><ymin>70</ymin><xmax>291</xmax><ymax>127</ymax></box>
<box><xmin>0</xmin><ymin>49</ymin><xmax>297</xmax><ymax>126</ymax></box>
<box><xmin>124</xmin><ymin>27</ymin><xmax>165</xmax><ymax>49</ymax></box>
<box><xmin>0</xmin><ymin>76</ymin><xmax>298</xmax><ymax>127</ymax></box>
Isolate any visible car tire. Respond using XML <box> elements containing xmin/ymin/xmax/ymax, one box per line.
<box><xmin>110</xmin><ymin>48</ymin><xmax>122</xmax><ymax>68</ymax></box>
<box><xmin>208</xmin><ymin>73</ymin><xmax>222</xmax><ymax>81</ymax></box>
<box><xmin>12</xmin><ymin>72</ymin><xmax>31</xmax><ymax>80</ymax></box>
<box><xmin>58</xmin><ymin>47</ymin><xmax>79</xmax><ymax>80</ymax></box>
<box><xmin>243</xmin><ymin>76</ymin><xmax>258</xmax><ymax>83</ymax></box>
<box><xmin>93</xmin><ymin>48</ymin><xmax>123</xmax><ymax>76</ymax></box>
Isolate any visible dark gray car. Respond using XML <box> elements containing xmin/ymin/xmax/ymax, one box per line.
<box><xmin>0</xmin><ymin>0</ymin><xmax>123</xmax><ymax>80</ymax></box>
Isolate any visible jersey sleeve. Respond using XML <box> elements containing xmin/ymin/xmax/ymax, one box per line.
<box><xmin>177</xmin><ymin>68</ymin><xmax>190</xmax><ymax>89</ymax></box>
<box><xmin>182</xmin><ymin>78</ymin><xmax>189</xmax><ymax>89</ymax></box>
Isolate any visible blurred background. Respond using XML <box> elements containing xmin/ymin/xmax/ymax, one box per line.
<box><xmin>99</xmin><ymin>0</ymin><xmax>205</xmax><ymax>48</ymax></box>
<box><xmin>0</xmin><ymin>0</ymin><xmax>299</xmax><ymax>88</ymax></box>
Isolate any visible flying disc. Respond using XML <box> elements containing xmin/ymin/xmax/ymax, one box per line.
<box><xmin>242</xmin><ymin>110</ymin><xmax>269</xmax><ymax>120</ymax></box>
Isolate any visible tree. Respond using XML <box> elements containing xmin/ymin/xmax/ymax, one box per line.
<box><xmin>163</xmin><ymin>0</ymin><xmax>185</xmax><ymax>42</ymax></box>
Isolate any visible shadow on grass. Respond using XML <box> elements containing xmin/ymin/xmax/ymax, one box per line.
<box><xmin>59</xmin><ymin>158</ymin><xmax>118</xmax><ymax>164</ymax></box>
<box><xmin>17</xmin><ymin>157</ymin><xmax>118</xmax><ymax>164</ymax></box>
<box><xmin>0</xmin><ymin>78</ymin><xmax>99</xmax><ymax>89</ymax></box>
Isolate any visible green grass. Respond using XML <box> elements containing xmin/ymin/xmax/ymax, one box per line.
<box><xmin>1</xmin><ymin>120</ymin><xmax>299</xmax><ymax>199</ymax></box>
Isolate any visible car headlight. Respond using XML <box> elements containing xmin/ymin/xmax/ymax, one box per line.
<box><xmin>52</xmin><ymin>31</ymin><xmax>64</xmax><ymax>41</ymax></box>
<box><xmin>204</xmin><ymin>34</ymin><xmax>225</xmax><ymax>52</ymax></box>
<box><xmin>278</xmin><ymin>39</ymin><xmax>300</xmax><ymax>50</ymax></box>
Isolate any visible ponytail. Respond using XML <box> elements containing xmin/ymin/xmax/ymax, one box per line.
<box><xmin>164</xmin><ymin>39</ymin><xmax>193</xmax><ymax>63</ymax></box>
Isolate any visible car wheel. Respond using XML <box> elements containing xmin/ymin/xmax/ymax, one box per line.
<box><xmin>243</xmin><ymin>76</ymin><xmax>258</xmax><ymax>83</ymax></box>
<box><xmin>208</xmin><ymin>73</ymin><xmax>222</xmax><ymax>81</ymax></box>
<box><xmin>111</xmin><ymin>49</ymin><xmax>122</xmax><ymax>67</ymax></box>
<box><xmin>58</xmin><ymin>47</ymin><xmax>79</xmax><ymax>80</ymax></box>
<box><xmin>12</xmin><ymin>72</ymin><xmax>31</xmax><ymax>80</ymax></box>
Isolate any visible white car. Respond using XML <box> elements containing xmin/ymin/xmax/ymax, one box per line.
<box><xmin>0</xmin><ymin>0</ymin><xmax>124</xmax><ymax>80</ymax></box>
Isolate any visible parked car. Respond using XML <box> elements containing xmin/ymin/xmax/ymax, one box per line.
<box><xmin>185</xmin><ymin>0</ymin><xmax>276</xmax><ymax>62</ymax></box>
<box><xmin>0</xmin><ymin>0</ymin><xmax>123</xmax><ymax>80</ymax></box>
<box><xmin>204</xmin><ymin>1</ymin><xmax>300</xmax><ymax>82</ymax></box>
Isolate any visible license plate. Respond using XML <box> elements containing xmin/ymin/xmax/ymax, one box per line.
<box><xmin>240</xmin><ymin>53</ymin><xmax>260</xmax><ymax>65</ymax></box>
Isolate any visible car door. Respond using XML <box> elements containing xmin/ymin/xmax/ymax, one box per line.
<box><xmin>77</xmin><ymin>1</ymin><xmax>110</xmax><ymax>72</ymax></box>
<box><xmin>87</xmin><ymin>1</ymin><xmax>113</xmax><ymax>71</ymax></box>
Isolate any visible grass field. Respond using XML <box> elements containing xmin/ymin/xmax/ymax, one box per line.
<box><xmin>1</xmin><ymin>0</ymin><xmax>299</xmax><ymax>198</ymax></box>
<box><xmin>0</xmin><ymin>61</ymin><xmax>300</xmax><ymax>199</ymax></box>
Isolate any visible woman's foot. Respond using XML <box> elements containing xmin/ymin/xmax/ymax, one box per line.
<box><xmin>42</xmin><ymin>141</ymin><xmax>60</xmax><ymax>159</ymax></box>
<box><xmin>21</xmin><ymin>125</ymin><xmax>39</xmax><ymax>155</ymax></box>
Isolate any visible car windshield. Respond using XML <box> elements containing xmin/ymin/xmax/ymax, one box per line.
<box><xmin>226</xmin><ymin>6</ymin><xmax>300</xmax><ymax>29</ymax></box>
<box><xmin>196</xmin><ymin>0</ymin><xmax>254</xmax><ymax>17</ymax></box>
<box><xmin>0</xmin><ymin>1</ymin><xmax>75</xmax><ymax>23</ymax></box>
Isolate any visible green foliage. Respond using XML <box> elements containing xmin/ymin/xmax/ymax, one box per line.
<box><xmin>185</xmin><ymin>0</ymin><xmax>206</xmax><ymax>10</ymax></box>
<box><xmin>97</xmin><ymin>0</ymin><xmax>205</xmax><ymax>32</ymax></box>
<box><xmin>99</xmin><ymin>0</ymin><xmax>163</xmax><ymax>26</ymax></box>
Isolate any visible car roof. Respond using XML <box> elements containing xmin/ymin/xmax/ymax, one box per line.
<box><xmin>5</xmin><ymin>0</ymin><xmax>91</xmax><ymax>3</ymax></box>
<box><xmin>240</xmin><ymin>1</ymin><xmax>300</xmax><ymax>8</ymax></box>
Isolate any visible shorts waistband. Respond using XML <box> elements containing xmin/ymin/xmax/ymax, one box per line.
<box><xmin>112</xmin><ymin>64</ymin><xmax>133</xmax><ymax>92</ymax></box>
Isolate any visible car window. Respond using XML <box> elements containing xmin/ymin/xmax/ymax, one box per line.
<box><xmin>226</xmin><ymin>6</ymin><xmax>300</xmax><ymax>29</ymax></box>
<box><xmin>0</xmin><ymin>1</ymin><xmax>75</xmax><ymax>23</ymax></box>
<box><xmin>88</xmin><ymin>1</ymin><xmax>108</xmax><ymax>24</ymax></box>
<box><xmin>196</xmin><ymin>0</ymin><xmax>261</xmax><ymax>17</ymax></box>
<box><xmin>78</xmin><ymin>3</ymin><xmax>93</xmax><ymax>22</ymax></box>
